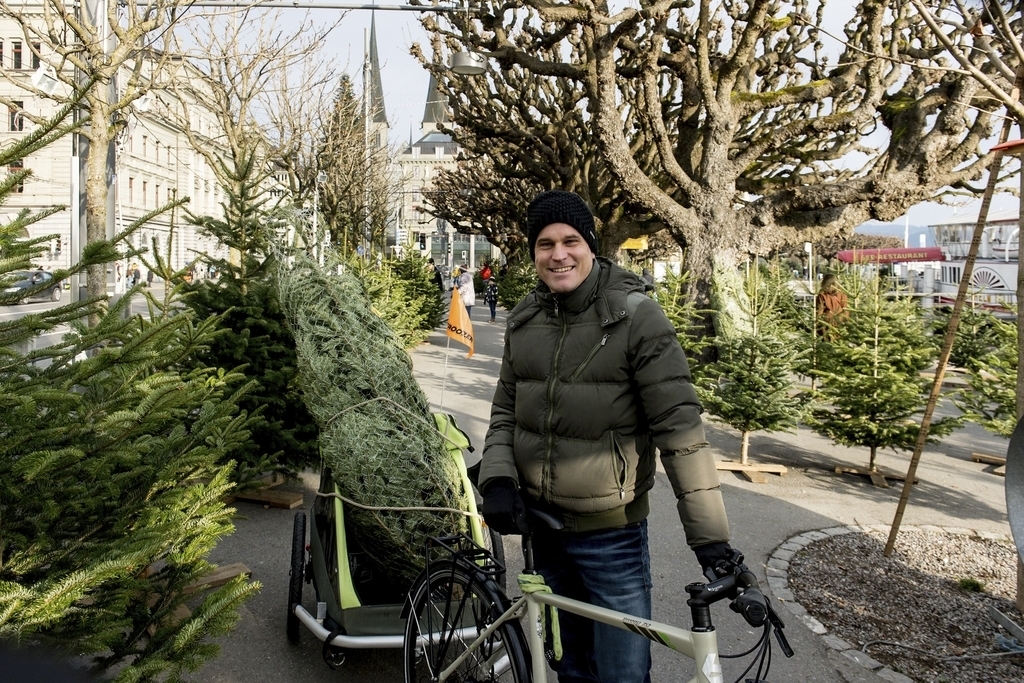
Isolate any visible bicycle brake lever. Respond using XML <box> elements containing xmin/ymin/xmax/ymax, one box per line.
<box><xmin>765</xmin><ymin>602</ymin><xmax>794</xmax><ymax>658</ymax></box>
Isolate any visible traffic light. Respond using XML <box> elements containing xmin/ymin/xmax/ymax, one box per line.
<box><xmin>419</xmin><ymin>233</ymin><xmax>426</xmax><ymax>250</ymax></box>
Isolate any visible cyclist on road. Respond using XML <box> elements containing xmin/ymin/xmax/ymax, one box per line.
<box><xmin>479</xmin><ymin>189</ymin><xmax>739</xmax><ymax>683</ymax></box>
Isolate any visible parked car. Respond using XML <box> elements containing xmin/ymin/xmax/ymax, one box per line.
<box><xmin>3</xmin><ymin>270</ymin><xmax>63</xmax><ymax>303</ymax></box>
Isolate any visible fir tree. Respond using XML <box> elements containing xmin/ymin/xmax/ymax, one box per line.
<box><xmin>496</xmin><ymin>257</ymin><xmax>538</xmax><ymax>310</ymax></box>
<box><xmin>808</xmin><ymin>272</ymin><xmax>960</xmax><ymax>470</ymax></box>
<box><xmin>699</xmin><ymin>262</ymin><xmax>803</xmax><ymax>463</ymax></box>
<box><xmin>181</xmin><ymin>148</ymin><xmax>319</xmax><ymax>480</ymax></box>
<box><xmin>931</xmin><ymin>304</ymin><xmax>1002</xmax><ymax>371</ymax></box>
<box><xmin>655</xmin><ymin>267</ymin><xmax>712</xmax><ymax>376</ymax></box>
<box><xmin>355</xmin><ymin>253</ymin><xmax>446</xmax><ymax>347</ymax></box>
<box><xmin>955</xmin><ymin>312</ymin><xmax>1016</xmax><ymax>438</ymax></box>
<box><xmin>1</xmin><ymin>119</ymin><xmax>258</xmax><ymax>680</ymax></box>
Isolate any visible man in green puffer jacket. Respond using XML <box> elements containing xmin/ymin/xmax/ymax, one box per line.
<box><xmin>479</xmin><ymin>190</ymin><xmax>739</xmax><ymax>683</ymax></box>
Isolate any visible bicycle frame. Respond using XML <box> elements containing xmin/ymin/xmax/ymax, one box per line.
<box><xmin>435</xmin><ymin>582</ymin><xmax>722</xmax><ymax>683</ymax></box>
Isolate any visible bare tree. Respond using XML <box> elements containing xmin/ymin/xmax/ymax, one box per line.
<box><xmin>411</xmin><ymin>29</ymin><xmax>664</xmax><ymax>258</ymax></box>
<box><xmin>426</xmin><ymin>157</ymin><xmax>539</xmax><ymax>261</ymax></box>
<box><xmin>159</xmin><ymin>9</ymin><xmax>340</xmax><ymax>263</ymax></box>
<box><xmin>313</xmin><ymin>72</ymin><xmax>400</xmax><ymax>259</ymax></box>
<box><xmin>419</xmin><ymin>0</ymin><xmax>1007</xmax><ymax>315</ymax></box>
<box><xmin>0</xmin><ymin>0</ymin><xmax>192</xmax><ymax>302</ymax></box>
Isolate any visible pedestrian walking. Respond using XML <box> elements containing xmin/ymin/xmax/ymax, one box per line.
<box><xmin>815</xmin><ymin>273</ymin><xmax>848</xmax><ymax>340</ymax></box>
<box><xmin>146</xmin><ymin>269</ymin><xmax>155</xmax><ymax>287</ymax></box>
<box><xmin>479</xmin><ymin>189</ymin><xmax>740</xmax><ymax>683</ymax></box>
<box><xmin>427</xmin><ymin>258</ymin><xmax>444</xmax><ymax>292</ymax></box>
<box><xmin>483</xmin><ymin>277</ymin><xmax>498</xmax><ymax>322</ymax></box>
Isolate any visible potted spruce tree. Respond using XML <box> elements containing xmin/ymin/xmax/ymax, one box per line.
<box><xmin>808</xmin><ymin>271</ymin><xmax>960</xmax><ymax>486</ymax></box>
<box><xmin>698</xmin><ymin>261</ymin><xmax>803</xmax><ymax>482</ymax></box>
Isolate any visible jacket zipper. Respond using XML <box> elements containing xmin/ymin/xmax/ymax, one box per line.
<box><xmin>570</xmin><ymin>334</ymin><xmax>609</xmax><ymax>382</ymax></box>
<box><xmin>544</xmin><ymin>296</ymin><xmax>568</xmax><ymax>502</ymax></box>
<box><xmin>612</xmin><ymin>432</ymin><xmax>627</xmax><ymax>499</ymax></box>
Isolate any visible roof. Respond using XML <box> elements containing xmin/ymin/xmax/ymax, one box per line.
<box><xmin>403</xmin><ymin>131</ymin><xmax>459</xmax><ymax>157</ymax></box>
<box><xmin>930</xmin><ymin>208</ymin><xmax>1019</xmax><ymax>226</ymax></box>
<box><xmin>422</xmin><ymin>73</ymin><xmax>448</xmax><ymax>126</ymax></box>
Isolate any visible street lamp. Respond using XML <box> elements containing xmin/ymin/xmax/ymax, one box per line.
<box><xmin>450</xmin><ymin>51</ymin><xmax>486</xmax><ymax>75</ymax></box>
<box><xmin>314</xmin><ymin>170</ymin><xmax>327</xmax><ymax>264</ymax></box>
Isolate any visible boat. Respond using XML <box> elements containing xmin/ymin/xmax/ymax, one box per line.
<box><xmin>930</xmin><ymin>208</ymin><xmax>1018</xmax><ymax>310</ymax></box>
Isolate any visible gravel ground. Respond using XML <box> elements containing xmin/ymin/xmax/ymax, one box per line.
<box><xmin>788</xmin><ymin>529</ymin><xmax>1024</xmax><ymax>682</ymax></box>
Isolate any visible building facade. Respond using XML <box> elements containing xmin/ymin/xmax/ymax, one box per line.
<box><xmin>0</xmin><ymin>7</ymin><xmax>229</xmax><ymax>291</ymax></box>
<box><xmin>394</xmin><ymin>74</ymin><xmax>497</xmax><ymax>272</ymax></box>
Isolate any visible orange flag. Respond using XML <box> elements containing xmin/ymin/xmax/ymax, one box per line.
<box><xmin>446</xmin><ymin>286</ymin><xmax>475</xmax><ymax>358</ymax></box>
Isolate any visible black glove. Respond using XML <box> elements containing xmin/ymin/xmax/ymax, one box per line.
<box><xmin>480</xmin><ymin>478</ymin><xmax>529</xmax><ymax>536</ymax></box>
<box><xmin>694</xmin><ymin>542</ymin><xmax>739</xmax><ymax>581</ymax></box>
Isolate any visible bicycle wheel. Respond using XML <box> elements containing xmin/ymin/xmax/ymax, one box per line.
<box><xmin>404</xmin><ymin>560</ymin><xmax>530</xmax><ymax>683</ymax></box>
<box><xmin>286</xmin><ymin>511</ymin><xmax>306</xmax><ymax>644</ymax></box>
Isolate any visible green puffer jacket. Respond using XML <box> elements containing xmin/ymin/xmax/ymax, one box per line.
<box><xmin>480</xmin><ymin>258</ymin><xmax>730</xmax><ymax>547</ymax></box>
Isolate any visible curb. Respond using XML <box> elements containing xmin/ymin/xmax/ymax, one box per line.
<box><xmin>764</xmin><ymin>524</ymin><xmax>1014</xmax><ymax>683</ymax></box>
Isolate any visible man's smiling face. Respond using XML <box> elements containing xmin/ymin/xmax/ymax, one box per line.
<box><xmin>534</xmin><ymin>223</ymin><xmax>595</xmax><ymax>294</ymax></box>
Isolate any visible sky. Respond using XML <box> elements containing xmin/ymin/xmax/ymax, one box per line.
<box><xmin>312</xmin><ymin>7</ymin><xmax>435</xmax><ymax>147</ymax></box>
<box><xmin>312</xmin><ymin>4</ymin><xmax>1021</xmax><ymax>229</ymax></box>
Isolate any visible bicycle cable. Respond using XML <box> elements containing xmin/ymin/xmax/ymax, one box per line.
<box><xmin>728</xmin><ymin>624</ymin><xmax>772</xmax><ymax>683</ymax></box>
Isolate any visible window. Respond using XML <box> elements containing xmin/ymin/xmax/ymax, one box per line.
<box><xmin>12</xmin><ymin>41</ymin><xmax>21</xmax><ymax>69</ymax></box>
<box><xmin>8</xmin><ymin>158</ymin><xmax>23</xmax><ymax>193</ymax></box>
<box><xmin>142</xmin><ymin>181</ymin><xmax>147</xmax><ymax>208</ymax></box>
<box><xmin>128</xmin><ymin>177</ymin><xmax>134</xmax><ymax>204</ymax></box>
<box><xmin>9</xmin><ymin>101</ymin><xmax>23</xmax><ymax>131</ymax></box>
<box><xmin>0</xmin><ymin>41</ymin><xmax>4</xmax><ymax>68</ymax></box>
<box><xmin>31</xmin><ymin>43</ymin><xmax>39</xmax><ymax>69</ymax></box>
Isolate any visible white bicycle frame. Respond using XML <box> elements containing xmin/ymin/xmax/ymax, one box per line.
<box><xmin>435</xmin><ymin>581</ymin><xmax>723</xmax><ymax>683</ymax></box>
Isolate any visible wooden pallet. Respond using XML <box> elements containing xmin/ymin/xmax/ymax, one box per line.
<box><xmin>972</xmin><ymin>452</ymin><xmax>1007</xmax><ymax>466</ymax></box>
<box><xmin>834</xmin><ymin>465</ymin><xmax>918</xmax><ymax>488</ymax></box>
<box><xmin>717</xmin><ymin>461</ymin><xmax>787</xmax><ymax>484</ymax></box>
<box><xmin>145</xmin><ymin>563</ymin><xmax>252</xmax><ymax>635</ymax></box>
<box><xmin>184</xmin><ymin>562</ymin><xmax>252</xmax><ymax>595</ymax></box>
<box><xmin>233</xmin><ymin>472</ymin><xmax>304</xmax><ymax>509</ymax></box>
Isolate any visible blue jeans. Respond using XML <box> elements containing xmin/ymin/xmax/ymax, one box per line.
<box><xmin>532</xmin><ymin>521</ymin><xmax>653</xmax><ymax>683</ymax></box>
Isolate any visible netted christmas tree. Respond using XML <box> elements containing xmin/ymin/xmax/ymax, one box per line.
<box><xmin>276</xmin><ymin>252</ymin><xmax>472</xmax><ymax>584</ymax></box>
<box><xmin>699</xmin><ymin>261</ymin><xmax>803</xmax><ymax>465</ymax></box>
<box><xmin>808</xmin><ymin>271</ymin><xmax>960</xmax><ymax>471</ymax></box>
<box><xmin>1</xmin><ymin>117</ymin><xmax>258</xmax><ymax>680</ymax></box>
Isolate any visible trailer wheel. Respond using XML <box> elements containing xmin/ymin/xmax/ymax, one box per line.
<box><xmin>286</xmin><ymin>511</ymin><xmax>306</xmax><ymax>644</ymax></box>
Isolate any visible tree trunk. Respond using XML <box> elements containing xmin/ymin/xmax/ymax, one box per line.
<box><xmin>869</xmin><ymin>446</ymin><xmax>878</xmax><ymax>472</ymax></box>
<box><xmin>85</xmin><ymin>104</ymin><xmax>112</xmax><ymax>306</ymax></box>
<box><xmin>740</xmin><ymin>431</ymin><xmax>750</xmax><ymax>466</ymax></box>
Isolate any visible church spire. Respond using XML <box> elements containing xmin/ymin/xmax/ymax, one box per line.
<box><xmin>421</xmin><ymin>73</ymin><xmax>448</xmax><ymax>134</ymax></box>
<box><xmin>368</xmin><ymin>12</ymin><xmax>388</xmax><ymax>125</ymax></box>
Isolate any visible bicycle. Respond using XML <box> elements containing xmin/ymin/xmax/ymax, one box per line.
<box><xmin>402</xmin><ymin>509</ymin><xmax>794</xmax><ymax>683</ymax></box>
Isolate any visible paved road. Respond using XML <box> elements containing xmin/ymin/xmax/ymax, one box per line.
<box><xmin>189</xmin><ymin>307</ymin><xmax>1010</xmax><ymax>683</ymax></box>
<box><xmin>1</xmin><ymin>283</ymin><xmax>170</xmax><ymax>359</ymax></box>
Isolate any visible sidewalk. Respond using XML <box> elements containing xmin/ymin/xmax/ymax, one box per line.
<box><xmin>191</xmin><ymin>305</ymin><xmax>1010</xmax><ymax>683</ymax></box>
<box><xmin>409</xmin><ymin>307</ymin><xmax>1011</xmax><ymax>683</ymax></box>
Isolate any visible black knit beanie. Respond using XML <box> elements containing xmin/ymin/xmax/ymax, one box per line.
<box><xmin>526</xmin><ymin>190</ymin><xmax>598</xmax><ymax>260</ymax></box>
